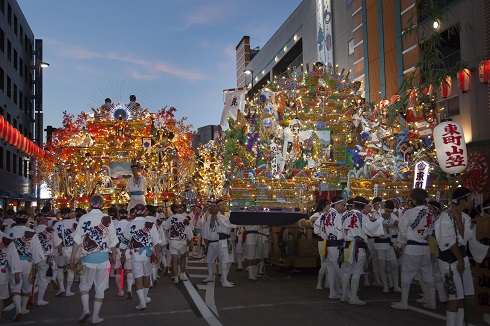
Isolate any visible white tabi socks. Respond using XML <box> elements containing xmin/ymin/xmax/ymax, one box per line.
<box><xmin>456</xmin><ymin>308</ymin><xmax>464</xmax><ymax>325</ymax></box>
<box><xmin>391</xmin><ymin>287</ymin><xmax>409</xmax><ymax>310</ymax></box>
<box><xmin>446</xmin><ymin>311</ymin><xmax>457</xmax><ymax>326</ymax></box>
<box><xmin>203</xmin><ymin>264</ymin><xmax>214</xmax><ymax>282</ymax></box>
<box><xmin>340</xmin><ymin>273</ymin><xmax>351</xmax><ymax>302</ymax></box>
<box><xmin>115</xmin><ymin>274</ymin><xmax>123</xmax><ymax>296</ymax></box>
<box><xmin>21</xmin><ymin>295</ymin><xmax>30</xmax><ymax>314</ymax></box>
<box><xmin>135</xmin><ymin>289</ymin><xmax>146</xmax><ymax>310</ymax></box>
<box><xmin>12</xmin><ymin>295</ymin><xmax>22</xmax><ymax>319</ymax></box>
<box><xmin>349</xmin><ymin>275</ymin><xmax>366</xmax><ymax>305</ymax></box>
<box><xmin>79</xmin><ymin>294</ymin><xmax>91</xmax><ymax>323</ymax></box>
<box><xmin>66</xmin><ymin>269</ymin><xmax>75</xmax><ymax>296</ymax></box>
<box><xmin>423</xmin><ymin>287</ymin><xmax>437</xmax><ymax>310</ymax></box>
<box><xmin>317</xmin><ymin>262</ymin><xmax>327</xmax><ymax>290</ymax></box>
<box><xmin>247</xmin><ymin>266</ymin><xmax>257</xmax><ymax>280</ymax></box>
<box><xmin>221</xmin><ymin>264</ymin><xmax>234</xmax><ymax>288</ymax></box>
<box><xmin>143</xmin><ymin>287</ymin><xmax>151</xmax><ymax>303</ymax></box>
<box><xmin>92</xmin><ymin>300</ymin><xmax>104</xmax><ymax>324</ymax></box>
<box><xmin>56</xmin><ymin>268</ymin><xmax>66</xmax><ymax>296</ymax></box>
<box><xmin>126</xmin><ymin>273</ymin><xmax>134</xmax><ymax>295</ymax></box>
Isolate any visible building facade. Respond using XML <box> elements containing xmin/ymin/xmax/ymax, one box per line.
<box><xmin>236</xmin><ymin>0</ymin><xmax>490</xmax><ymax>196</ymax></box>
<box><xmin>0</xmin><ymin>0</ymin><xmax>40</xmax><ymax>209</ymax></box>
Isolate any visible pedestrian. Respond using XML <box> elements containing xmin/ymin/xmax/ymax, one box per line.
<box><xmin>113</xmin><ymin>208</ymin><xmax>133</xmax><ymax>298</ymax></box>
<box><xmin>53</xmin><ymin>207</ymin><xmax>78</xmax><ymax>297</ymax></box>
<box><xmin>34</xmin><ymin>214</ymin><xmax>63</xmax><ymax>305</ymax></box>
<box><xmin>126</xmin><ymin>163</ymin><xmax>147</xmax><ymax>211</ymax></box>
<box><xmin>0</xmin><ymin>229</ymin><xmax>21</xmax><ymax>320</ymax></box>
<box><xmin>434</xmin><ymin>187</ymin><xmax>475</xmax><ymax>325</ymax></box>
<box><xmin>8</xmin><ymin>210</ymin><xmax>45</xmax><ymax>321</ymax></box>
<box><xmin>120</xmin><ymin>204</ymin><xmax>161</xmax><ymax>310</ymax></box>
<box><xmin>392</xmin><ymin>188</ymin><xmax>436</xmax><ymax>310</ymax></box>
<box><xmin>69</xmin><ymin>195</ymin><xmax>118</xmax><ymax>324</ymax></box>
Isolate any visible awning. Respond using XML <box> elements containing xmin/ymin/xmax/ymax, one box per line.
<box><xmin>0</xmin><ymin>189</ymin><xmax>36</xmax><ymax>200</ymax></box>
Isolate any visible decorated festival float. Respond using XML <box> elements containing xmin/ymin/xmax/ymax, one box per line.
<box><xmin>211</xmin><ymin>62</ymin><xmax>490</xmax><ymax>267</ymax></box>
<box><xmin>36</xmin><ymin>97</ymin><xmax>195</xmax><ymax>210</ymax></box>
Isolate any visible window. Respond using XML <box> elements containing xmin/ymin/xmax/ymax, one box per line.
<box><xmin>13</xmin><ymin>119</ymin><xmax>17</xmax><ymax>129</ymax></box>
<box><xmin>19</xmin><ymin>123</ymin><xmax>22</xmax><ymax>135</ymax></box>
<box><xmin>0</xmin><ymin>67</ymin><xmax>4</xmax><ymax>92</ymax></box>
<box><xmin>7</xmin><ymin>113</ymin><xmax>10</xmax><ymax>123</ymax></box>
<box><xmin>7</xmin><ymin>3</ymin><xmax>11</xmax><ymax>25</ymax></box>
<box><xmin>19</xmin><ymin>58</ymin><xmax>23</xmax><ymax>77</ymax></box>
<box><xmin>0</xmin><ymin>0</ymin><xmax>4</xmax><ymax>14</ymax></box>
<box><xmin>13</xmin><ymin>154</ymin><xmax>17</xmax><ymax>174</ymax></box>
<box><xmin>6</xmin><ymin>76</ymin><xmax>11</xmax><ymax>98</ymax></box>
<box><xmin>6</xmin><ymin>150</ymin><xmax>10</xmax><ymax>172</ymax></box>
<box><xmin>0</xmin><ymin>148</ymin><xmax>3</xmax><ymax>169</ymax></box>
<box><xmin>14</xmin><ymin>49</ymin><xmax>17</xmax><ymax>70</ymax></box>
<box><xmin>7</xmin><ymin>39</ymin><xmax>11</xmax><ymax>61</ymax></box>
<box><xmin>14</xmin><ymin>15</ymin><xmax>17</xmax><ymax>35</ymax></box>
<box><xmin>28</xmin><ymin>162</ymin><xmax>31</xmax><ymax>179</ymax></box>
<box><xmin>13</xmin><ymin>83</ymin><xmax>17</xmax><ymax>104</ymax></box>
<box><xmin>19</xmin><ymin>90</ymin><xmax>23</xmax><ymax>110</ymax></box>
<box><xmin>19</xmin><ymin>26</ymin><xmax>23</xmax><ymax>44</ymax></box>
<box><xmin>348</xmin><ymin>39</ymin><xmax>354</xmax><ymax>56</ymax></box>
<box><xmin>0</xmin><ymin>27</ymin><xmax>4</xmax><ymax>52</ymax></box>
<box><xmin>24</xmin><ymin>160</ymin><xmax>27</xmax><ymax>178</ymax></box>
<box><xmin>18</xmin><ymin>156</ymin><xmax>22</xmax><ymax>176</ymax></box>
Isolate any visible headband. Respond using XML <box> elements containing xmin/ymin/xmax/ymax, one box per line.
<box><xmin>331</xmin><ymin>199</ymin><xmax>345</xmax><ymax>205</ymax></box>
<box><xmin>353</xmin><ymin>201</ymin><xmax>367</xmax><ymax>205</ymax></box>
<box><xmin>451</xmin><ymin>192</ymin><xmax>471</xmax><ymax>204</ymax></box>
<box><xmin>393</xmin><ymin>197</ymin><xmax>401</xmax><ymax>204</ymax></box>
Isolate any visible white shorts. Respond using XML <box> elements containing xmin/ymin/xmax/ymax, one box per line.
<box><xmin>114</xmin><ymin>248</ymin><xmax>133</xmax><ymax>270</ymax></box>
<box><xmin>376</xmin><ymin>247</ymin><xmax>397</xmax><ymax>262</ymax></box>
<box><xmin>0</xmin><ymin>282</ymin><xmax>8</xmax><ymax>300</ymax></box>
<box><xmin>132</xmin><ymin>259</ymin><xmax>151</xmax><ymax>278</ymax></box>
<box><xmin>79</xmin><ymin>264</ymin><xmax>110</xmax><ymax>298</ymax></box>
<box><xmin>438</xmin><ymin>257</ymin><xmax>474</xmax><ymax>300</ymax></box>
<box><xmin>342</xmin><ymin>248</ymin><xmax>366</xmax><ymax>276</ymax></box>
<box><xmin>9</xmin><ymin>273</ymin><xmax>31</xmax><ymax>294</ymax></box>
<box><xmin>169</xmin><ymin>240</ymin><xmax>188</xmax><ymax>255</ymax></box>
<box><xmin>245</xmin><ymin>243</ymin><xmax>260</xmax><ymax>260</ymax></box>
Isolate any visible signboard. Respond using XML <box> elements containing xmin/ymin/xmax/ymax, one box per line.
<box><xmin>413</xmin><ymin>161</ymin><xmax>429</xmax><ymax>189</ymax></box>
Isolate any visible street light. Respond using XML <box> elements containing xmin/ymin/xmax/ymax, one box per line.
<box><xmin>244</xmin><ymin>69</ymin><xmax>254</xmax><ymax>99</ymax></box>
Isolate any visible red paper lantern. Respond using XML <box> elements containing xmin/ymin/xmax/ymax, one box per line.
<box><xmin>0</xmin><ymin>120</ymin><xmax>7</xmax><ymax>139</ymax></box>
<box><xmin>479</xmin><ymin>60</ymin><xmax>490</xmax><ymax>83</ymax></box>
<box><xmin>440</xmin><ymin>76</ymin><xmax>452</xmax><ymax>98</ymax></box>
<box><xmin>422</xmin><ymin>84</ymin><xmax>434</xmax><ymax>96</ymax></box>
<box><xmin>458</xmin><ymin>68</ymin><xmax>472</xmax><ymax>93</ymax></box>
<box><xmin>0</xmin><ymin>115</ymin><xmax>3</xmax><ymax>135</ymax></box>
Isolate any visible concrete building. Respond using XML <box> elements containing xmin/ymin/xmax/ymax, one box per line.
<box><xmin>0</xmin><ymin>0</ymin><xmax>42</xmax><ymax>210</ymax></box>
<box><xmin>236</xmin><ymin>0</ymin><xmax>490</xmax><ymax>195</ymax></box>
<box><xmin>193</xmin><ymin>124</ymin><xmax>223</xmax><ymax>153</ymax></box>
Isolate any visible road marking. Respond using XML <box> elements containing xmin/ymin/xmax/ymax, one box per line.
<box><xmin>196</xmin><ymin>284</ymin><xmax>207</xmax><ymax>290</ymax></box>
<box><xmin>205</xmin><ymin>276</ymin><xmax>219</xmax><ymax>316</ymax></box>
<box><xmin>182</xmin><ymin>278</ymin><xmax>222</xmax><ymax>326</ymax></box>
<box><xmin>186</xmin><ymin>266</ymin><xmax>208</xmax><ymax>270</ymax></box>
<box><xmin>407</xmin><ymin>305</ymin><xmax>478</xmax><ymax>326</ymax></box>
<box><xmin>189</xmin><ymin>273</ymin><xmax>208</xmax><ymax>278</ymax></box>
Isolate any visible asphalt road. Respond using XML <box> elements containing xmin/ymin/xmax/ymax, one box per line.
<box><xmin>1</xmin><ymin>257</ymin><xmax>487</xmax><ymax>326</ymax></box>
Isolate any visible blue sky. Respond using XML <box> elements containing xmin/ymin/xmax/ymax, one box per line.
<box><xmin>17</xmin><ymin>0</ymin><xmax>301</xmax><ymax>133</ymax></box>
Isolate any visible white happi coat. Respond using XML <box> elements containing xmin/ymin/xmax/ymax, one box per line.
<box><xmin>0</xmin><ymin>231</ymin><xmax>21</xmax><ymax>284</ymax></box>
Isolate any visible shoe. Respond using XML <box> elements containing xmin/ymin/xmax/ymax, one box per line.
<box><xmin>4</xmin><ymin>303</ymin><xmax>14</xmax><ymax>312</ymax></box>
<box><xmin>91</xmin><ymin>317</ymin><xmax>104</xmax><ymax>324</ymax></box>
<box><xmin>316</xmin><ymin>284</ymin><xmax>323</xmax><ymax>290</ymax></box>
<box><xmin>37</xmin><ymin>300</ymin><xmax>49</xmax><ymax>306</ymax></box>
<box><xmin>236</xmin><ymin>267</ymin><xmax>243</xmax><ymax>272</ymax></box>
<box><xmin>383</xmin><ymin>287</ymin><xmax>390</xmax><ymax>293</ymax></box>
<box><xmin>329</xmin><ymin>293</ymin><xmax>342</xmax><ymax>300</ymax></box>
<box><xmin>173</xmin><ymin>276</ymin><xmax>179</xmax><ymax>284</ymax></box>
<box><xmin>202</xmin><ymin>277</ymin><xmax>213</xmax><ymax>283</ymax></box>
<box><xmin>66</xmin><ymin>291</ymin><xmax>75</xmax><ymax>297</ymax></box>
<box><xmin>117</xmin><ymin>290</ymin><xmax>125</xmax><ymax>297</ymax></box>
<box><xmin>21</xmin><ymin>309</ymin><xmax>30</xmax><ymax>314</ymax></box>
<box><xmin>394</xmin><ymin>287</ymin><xmax>402</xmax><ymax>293</ymax></box>
<box><xmin>163</xmin><ymin>268</ymin><xmax>169</xmax><ymax>276</ymax></box>
<box><xmin>146</xmin><ymin>297</ymin><xmax>151</xmax><ymax>304</ymax></box>
<box><xmin>135</xmin><ymin>304</ymin><xmax>146</xmax><ymax>310</ymax></box>
<box><xmin>56</xmin><ymin>289</ymin><xmax>65</xmax><ymax>297</ymax></box>
<box><xmin>416</xmin><ymin>297</ymin><xmax>428</xmax><ymax>304</ymax></box>
<box><xmin>349</xmin><ymin>298</ymin><xmax>366</xmax><ymax>305</ymax></box>
<box><xmin>126</xmin><ymin>292</ymin><xmax>133</xmax><ymax>300</ymax></box>
<box><xmin>391</xmin><ymin>302</ymin><xmax>408</xmax><ymax>310</ymax></box>
<box><xmin>13</xmin><ymin>313</ymin><xmax>22</xmax><ymax>321</ymax></box>
<box><xmin>79</xmin><ymin>312</ymin><xmax>91</xmax><ymax>323</ymax></box>
<box><xmin>180</xmin><ymin>273</ymin><xmax>188</xmax><ymax>281</ymax></box>
<box><xmin>221</xmin><ymin>281</ymin><xmax>234</xmax><ymax>288</ymax></box>
<box><xmin>156</xmin><ymin>275</ymin><xmax>161</xmax><ymax>279</ymax></box>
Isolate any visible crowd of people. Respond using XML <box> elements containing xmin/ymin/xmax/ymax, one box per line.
<box><xmin>0</xmin><ymin>191</ymin><xmax>271</xmax><ymax>324</ymax></box>
<box><xmin>311</xmin><ymin>186</ymin><xmax>490</xmax><ymax>326</ymax></box>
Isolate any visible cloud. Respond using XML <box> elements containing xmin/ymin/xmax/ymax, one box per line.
<box><xmin>166</xmin><ymin>2</ymin><xmax>231</xmax><ymax>30</ymax></box>
<box><xmin>44</xmin><ymin>38</ymin><xmax>206</xmax><ymax>82</ymax></box>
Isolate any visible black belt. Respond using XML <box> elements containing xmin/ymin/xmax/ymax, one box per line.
<box><xmin>367</xmin><ymin>235</ymin><xmax>374</xmax><ymax>239</ymax></box>
<box><xmin>438</xmin><ymin>245</ymin><xmax>467</xmax><ymax>263</ymax></box>
<box><xmin>218</xmin><ymin>233</ymin><xmax>230</xmax><ymax>240</ymax></box>
<box><xmin>391</xmin><ymin>235</ymin><xmax>398</xmax><ymax>238</ymax></box>
<box><xmin>326</xmin><ymin>239</ymin><xmax>343</xmax><ymax>247</ymax></box>
<box><xmin>246</xmin><ymin>230</ymin><xmax>259</xmax><ymax>234</ymax></box>
<box><xmin>407</xmin><ymin>240</ymin><xmax>428</xmax><ymax>246</ymax></box>
<box><xmin>374</xmin><ymin>237</ymin><xmax>392</xmax><ymax>244</ymax></box>
<box><xmin>208</xmin><ymin>240</ymin><xmax>219</xmax><ymax>243</ymax></box>
<box><xmin>345</xmin><ymin>240</ymin><xmax>368</xmax><ymax>250</ymax></box>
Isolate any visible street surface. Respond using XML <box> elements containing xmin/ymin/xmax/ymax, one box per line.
<box><xmin>1</xmin><ymin>257</ymin><xmax>487</xmax><ymax>326</ymax></box>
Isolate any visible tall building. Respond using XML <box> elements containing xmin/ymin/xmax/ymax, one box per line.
<box><xmin>193</xmin><ymin>124</ymin><xmax>223</xmax><ymax>153</ymax></box>
<box><xmin>0</xmin><ymin>0</ymin><xmax>42</xmax><ymax>210</ymax></box>
<box><xmin>236</xmin><ymin>0</ymin><xmax>490</xmax><ymax>195</ymax></box>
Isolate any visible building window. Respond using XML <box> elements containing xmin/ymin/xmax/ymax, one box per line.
<box><xmin>19</xmin><ymin>58</ymin><xmax>23</xmax><ymax>77</ymax></box>
<box><xmin>0</xmin><ymin>27</ymin><xmax>4</xmax><ymax>53</ymax></box>
<box><xmin>18</xmin><ymin>156</ymin><xmax>22</xmax><ymax>176</ymax></box>
<box><xmin>14</xmin><ymin>14</ymin><xmax>17</xmax><ymax>35</ymax></box>
<box><xmin>0</xmin><ymin>67</ymin><xmax>4</xmax><ymax>92</ymax></box>
<box><xmin>348</xmin><ymin>39</ymin><xmax>354</xmax><ymax>56</ymax></box>
<box><xmin>7</xmin><ymin>39</ymin><xmax>11</xmax><ymax>61</ymax></box>
<box><xmin>6</xmin><ymin>76</ymin><xmax>11</xmax><ymax>98</ymax></box>
<box><xmin>7</xmin><ymin>3</ymin><xmax>11</xmax><ymax>25</ymax></box>
<box><xmin>6</xmin><ymin>150</ymin><xmax>10</xmax><ymax>172</ymax></box>
<box><xmin>19</xmin><ymin>25</ymin><xmax>23</xmax><ymax>44</ymax></box>
<box><xmin>0</xmin><ymin>0</ymin><xmax>4</xmax><ymax>14</ymax></box>
<box><xmin>19</xmin><ymin>123</ymin><xmax>22</xmax><ymax>135</ymax></box>
<box><xmin>13</xmin><ymin>154</ymin><xmax>17</xmax><ymax>174</ymax></box>
<box><xmin>13</xmin><ymin>84</ymin><xmax>17</xmax><ymax>104</ymax></box>
<box><xmin>24</xmin><ymin>160</ymin><xmax>27</xmax><ymax>178</ymax></box>
<box><xmin>14</xmin><ymin>49</ymin><xmax>17</xmax><ymax>70</ymax></box>
<box><xmin>19</xmin><ymin>90</ymin><xmax>23</xmax><ymax>110</ymax></box>
<box><xmin>0</xmin><ymin>148</ymin><xmax>3</xmax><ymax>169</ymax></box>
<box><xmin>28</xmin><ymin>162</ymin><xmax>31</xmax><ymax>179</ymax></box>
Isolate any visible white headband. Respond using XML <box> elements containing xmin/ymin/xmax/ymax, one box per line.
<box><xmin>451</xmin><ymin>192</ymin><xmax>471</xmax><ymax>204</ymax></box>
<box><xmin>353</xmin><ymin>200</ymin><xmax>367</xmax><ymax>205</ymax></box>
<box><xmin>332</xmin><ymin>199</ymin><xmax>345</xmax><ymax>205</ymax></box>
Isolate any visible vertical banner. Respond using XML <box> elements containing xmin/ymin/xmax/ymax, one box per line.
<box><xmin>316</xmin><ymin>0</ymin><xmax>333</xmax><ymax>66</ymax></box>
<box><xmin>142</xmin><ymin>138</ymin><xmax>152</xmax><ymax>155</ymax></box>
<box><xmin>220</xmin><ymin>89</ymin><xmax>246</xmax><ymax>127</ymax></box>
<box><xmin>413</xmin><ymin>161</ymin><xmax>429</xmax><ymax>189</ymax></box>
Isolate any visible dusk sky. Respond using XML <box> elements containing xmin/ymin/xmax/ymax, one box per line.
<box><xmin>17</xmin><ymin>0</ymin><xmax>301</xmax><ymax>133</ymax></box>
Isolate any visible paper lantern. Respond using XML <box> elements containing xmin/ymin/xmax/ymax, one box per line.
<box><xmin>422</xmin><ymin>84</ymin><xmax>434</xmax><ymax>96</ymax></box>
<box><xmin>458</xmin><ymin>69</ymin><xmax>471</xmax><ymax>93</ymax></box>
<box><xmin>0</xmin><ymin>120</ymin><xmax>8</xmax><ymax>139</ymax></box>
<box><xmin>440</xmin><ymin>76</ymin><xmax>452</xmax><ymax>98</ymax></box>
<box><xmin>0</xmin><ymin>115</ymin><xmax>3</xmax><ymax>135</ymax></box>
<box><xmin>479</xmin><ymin>60</ymin><xmax>490</xmax><ymax>83</ymax></box>
<box><xmin>433</xmin><ymin>120</ymin><xmax>467</xmax><ymax>174</ymax></box>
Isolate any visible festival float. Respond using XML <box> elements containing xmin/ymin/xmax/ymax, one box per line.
<box><xmin>36</xmin><ymin>98</ymin><xmax>195</xmax><ymax>209</ymax></box>
<box><xmin>216</xmin><ymin>63</ymin><xmax>459</xmax><ymax>267</ymax></box>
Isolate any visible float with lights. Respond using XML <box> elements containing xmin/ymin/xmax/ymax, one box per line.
<box><xmin>36</xmin><ymin>99</ymin><xmax>194</xmax><ymax>209</ymax></box>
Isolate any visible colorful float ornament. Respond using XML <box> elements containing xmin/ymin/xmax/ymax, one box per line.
<box><xmin>462</xmin><ymin>152</ymin><xmax>489</xmax><ymax>193</ymax></box>
<box><xmin>433</xmin><ymin>120</ymin><xmax>467</xmax><ymax>174</ymax></box>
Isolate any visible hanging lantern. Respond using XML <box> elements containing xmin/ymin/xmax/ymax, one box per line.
<box><xmin>390</xmin><ymin>94</ymin><xmax>400</xmax><ymax>104</ymax></box>
<box><xmin>440</xmin><ymin>76</ymin><xmax>452</xmax><ymax>98</ymax></box>
<box><xmin>433</xmin><ymin>120</ymin><xmax>467</xmax><ymax>174</ymax></box>
<box><xmin>1</xmin><ymin>120</ymin><xmax>9</xmax><ymax>140</ymax></box>
<box><xmin>479</xmin><ymin>60</ymin><xmax>490</xmax><ymax>83</ymax></box>
<box><xmin>0</xmin><ymin>115</ymin><xmax>3</xmax><ymax>136</ymax></box>
<box><xmin>458</xmin><ymin>68</ymin><xmax>472</xmax><ymax>93</ymax></box>
<box><xmin>422</xmin><ymin>84</ymin><xmax>434</xmax><ymax>96</ymax></box>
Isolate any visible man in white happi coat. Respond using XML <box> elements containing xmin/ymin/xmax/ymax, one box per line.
<box><xmin>53</xmin><ymin>207</ymin><xmax>78</xmax><ymax>297</ymax></box>
<box><xmin>35</xmin><ymin>214</ymin><xmax>63</xmax><ymax>306</ymax></box>
<box><xmin>113</xmin><ymin>208</ymin><xmax>134</xmax><ymax>299</ymax></box>
<box><xmin>314</xmin><ymin>197</ymin><xmax>346</xmax><ymax>299</ymax></box>
<box><xmin>0</xmin><ymin>230</ymin><xmax>21</xmax><ymax>319</ymax></box>
<box><xmin>202</xmin><ymin>200</ymin><xmax>236</xmax><ymax>287</ymax></box>
<box><xmin>126</xmin><ymin>163</ymin><xmax>147</xmax><ymax>211</ymax></box>
<box><xmin>243</xmin><ymin>224</ymin><xmax>261</xmax><ymax>280</ymax></box>
<box><xmin>163</xmin><ymin>203</ymin><xmax>193</xmax><ymax>283</ymax></box>
<box><xmin>120</xmin><ymin>204</ymin><xmax>161</xmax><ymax>310</ymax></box>
<box><xmin>144</xmin><ymin>205</ymin><xmax>166</xmax><ymax>286</ymax></box>
<box><xmin>392</xmin><ymin>188</ymin><xmax>436</xmax><ymax>310</ymax></box>
<box><xmin>70</xmin><ymin>196</ymin><xmax>118</xmax><ymax>324</ymax></box>
<box><xmin>340</xmin><ymin>196</ymin><xmax>383</xmax><ymax>305</ymax></box>
<box><xmin>8</xmin><ymin>210</ymin><xmax>45</xmax><ymax>321</ymax></box>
